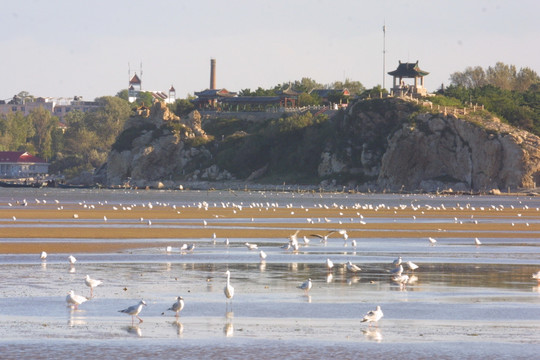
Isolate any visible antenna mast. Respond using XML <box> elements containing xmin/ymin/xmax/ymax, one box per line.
<box><xmin>382</xmin><ymin>22</ymin><xmax>386</xmax><ymax>90</ymax></box>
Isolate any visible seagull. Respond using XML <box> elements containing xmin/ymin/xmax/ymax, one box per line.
<box><xmin>532</xmin><ymin>270</ymin><xmax>540</xmax><ymax>281</ymax></box>
<box><xmin>288</xmin><ymin>230</ymin><xmax>300</xmax><ymax>244</ymax></box>
<box><xmin>66</xmin><ymin>290</ymin><xmax>87</xmax><ymax>309</ymax></box>
<box><xmin>428</xmin><ymin>237</ymin><xmax>437</xmax><ymax>244</ymax></box>
<box><xmin>406</xmin><ymin>261</ymin><xmax>419</xmax><ymax>271</ymax></box>
<box><xmin>325</xmin><ymin>258</ymin><xmax>334</xmax><ymax>270</ymax></box>
<box><xmin>390</xmin><ymin>264</ymin><xmax>404</xmax><ymax>276</ymax></box>
<box><xmin>245</xmin><ymin>242</ymin><xmax>258</xmax><ymax>250</ymax></box>
<box><xmin>474</xmin><ymin>237</ymin><xmax>482</xmax><ymax>246</ymax></box>
<box><xmin>168</xmin><ymin>296</ymin><xmax>185</xmax><ymax>318</ymax></box>
<box><xmin>186</xmin><ymin>244</ymin><xmax>195</xmax><ymax>252</ymax></box>
<box><xmin>68</xmin><ymin>255</ymin><xmax>77</xmax><ymax>265</ymax></box>
<box><xmin>224</xmin><ymin>270</ymin><xmax>234</xmax><ymax>309</ymax></box>
<box><xmin>119</xmin><ymin>300</ymin><xmax>147</xmax><ymax>325</ymax></box>
<box><xmin>346</xmin><ymin>261</ymin><xmax>362</xmax><ymax>273</ymax></box>
<box><xmin>309</xmin><ymin>231</ymin><xmax>336</xmax><ymax>243</ymax></box>
<box><xmin>180</xmin><ymin>244</ymin><xmax>188</xmax><ymax>251</ymax></box>
<box><xmin>361</xmin><ymin>305</ymin><xmax>383</xmax><ymax>327</ymax></box>
<box><xmin>85</xmin><ymin>275</ymin><xmax>103</xmax><ymax>297</ymax></box>
<box><xmin>40</xmin><ymin>251</ymin><xmax>47</xmax><ymax>260</ymax></box>
<box><xmin>392</xmin><ymin>256</ymin><xmax>402</xmax><ymax>267</ymax></box>
<box><xmin>166</xmin><ymin>246</ymin><xmax>172</xmax><ymax>253</ymax></box>
<box><xmin>302</xmin><ymin>236</ymin><xmax>310</xmax><ymax>245</ymax></box>
<box><xmin>259</xmin><ymin>250</ymin><xmax>267</xmax><ymax>260</ymax></box>
<box><xmin>392</xmin><ymin>274</ymin><xmax>410</xmax><ymax>285</ymax></box>
<box><xmin>298</xmin><ymin>278</ymin><xmax>312</xmax><ymax>294</ymax></box>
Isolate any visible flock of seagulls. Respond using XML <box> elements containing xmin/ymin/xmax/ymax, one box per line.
<box><xmin>19</xmin><ymin>195</ymin><xmax>538</xmax><ymax>334</ymax></box>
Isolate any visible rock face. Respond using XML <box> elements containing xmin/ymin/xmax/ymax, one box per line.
<box><xmin>377</xmin><ymin>112</ymin><xmax>540</xmax><ymax>191</ymax></box>
<box><xmin>320</xmin><ymin>98</ymin><xmax>540</xmax><ymax>192</ymax></box>
<box><xmin>106</xmin><ymin>101</ymin><xmax>233</xmax><ymax>186</ymax></box>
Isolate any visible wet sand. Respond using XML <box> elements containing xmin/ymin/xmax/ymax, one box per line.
<box><xmin>1</xmin><ymin>204</ymin><xmax>539</xmax><ymax>254</ymax></box>
<box><xmin>0</xmin><ymin>191</ymin><xmax>539</xmax><ymax>359</ymax></box>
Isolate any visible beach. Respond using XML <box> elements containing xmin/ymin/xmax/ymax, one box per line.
<box><xmin>0</xmin><ymin>188</ymin><xmax>539</xmax><ymax>359</ymax></box>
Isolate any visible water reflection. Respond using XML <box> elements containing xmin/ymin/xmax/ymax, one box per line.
<box><xmin>224</xmin><ymin>311</ymin><xmax>234</xmax><ymax>337</ymax></box>
<box><xmin>126</xmin><ymin>325</ymin><xmax>142</xmax><ymax>337</ymax></box>
<box><xmin>259</xmin><ymin>261</ymin><xmax>266</xmax><ymax>272</ymax></box>
<box><xmin>172</xmin><ymin>320</ymin><xmax>184</xmax><ymax>336</ymax></box>
<box><xmin>347</xmin><ymin>275</ymin><xmax>360</xmax><ymax>286</ymax></box>
<box><xmin>41</xmin><ymin>262</ymin><xmax>47</xmax><ymax>270</ymax></box>
<box><xmin>326</xmin><ymin>273</ymin><xmax>333</xmax><ymax>283</ymax></box>
<box><xmin>69</xmin><ymin>265</ymin><xmax>76</xmax><ymax>273</ymax></box>
<box><xmin>362</xmin><ymin>328</ymin><xmax>383</xmax><ymax>343</ymax></box>
<box><xmin>67</xmin><ymin>308</ymin><xmax>87</xmax><ymax>327</ymax></box>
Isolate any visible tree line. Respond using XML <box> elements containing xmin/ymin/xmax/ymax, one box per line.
<box><xmin>444</xmin><ymin>62</ymin><xmax>540</xmax><ymax>134</ymax></box>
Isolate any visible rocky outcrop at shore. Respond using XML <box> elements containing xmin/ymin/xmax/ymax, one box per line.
<box><xmin>103</xmin><ymin>98</ymin><xmax>540</xmax><ymax>192</ymax></box>
<box><xmin>106</xmin><ymin>102</ymin><xmax>233</xmax><ymax>187</ymax></box>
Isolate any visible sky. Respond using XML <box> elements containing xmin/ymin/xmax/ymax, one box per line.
<box><xmin>1</xmin><ymin>0</ymin><xmax>538</xmax><ymax>101</ymax></box>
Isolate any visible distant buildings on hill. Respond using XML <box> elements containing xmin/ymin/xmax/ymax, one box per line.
<box><xmin>0</xmin><ymin>95</ymin><xmax>101</xmax><ymax>124</ymax></box>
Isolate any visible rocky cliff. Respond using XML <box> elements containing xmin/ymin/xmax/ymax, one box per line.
<box><xmin>104</xmin><ymin>98</ymin><xmax>540</xmax><ymax>192</ymax></box>
<box><xmin>106</xmin><ymin>101</ymin><xmax>233</xmax><ymax>188</ymax></box>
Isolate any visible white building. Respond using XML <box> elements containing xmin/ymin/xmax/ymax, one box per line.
<box><xmin>0</xmin><ymin>151</ymin><xmax>49</xmax><ymax>178</ymax></box>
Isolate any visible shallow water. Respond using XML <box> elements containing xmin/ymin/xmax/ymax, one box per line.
<box><xmin>0</xmin><ymin>189</ymin><xmax>539</xmax><ymax>358</ymax></box>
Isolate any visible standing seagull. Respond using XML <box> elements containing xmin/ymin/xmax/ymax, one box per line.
<box><xmin>168</xmin><ymin>296</ymin><xmax>185</xmax><ymax>318</ymax></box>
<box><xmin>224</xmin><ymin>270</ymin><xmax>235</xmax><ymax>310</ymax></box>
<box><xmin>119</xmin><ymin>300</ymin><xmax>147</xmax><ymax>325</ymax></box>
<box><xmin>406</xmin><ymin>261</ymin><xmax>419</xmax><ymax>271</ymax></box>
<box><xmin>68</xmin><ymin>255</ymin><xmax>77</xmax><ymax>265</ymax></box>
<box><xmin>532</xmin><ymin>270</ymin><xmax>540</xmax><ymax>281</ymax></box>
<box><xmin>66</xmin><ymin>290</ymin><xmax>87</xmax><ymax>309</ymax></box>
<box><xmin>346</xmin><ymin>261</ymin><xmax>362</xmax><ymax>273</ymax></box>
<box><xmin>84</xmin><ymin>275</ymin><xmax>103</xmax><ymax>297</ymax></box>
<box><xmin>40</xmin><ymin>251</ymin><xmax>47</xmax><ymax>260</ymax></box>
<box><xmin>325</xmin><ymin>258</ymin><xmax>334</xmax><ymax>271</ymax></box>
<box><xmin>428</xmin><ymin>237</ymin><xmax>437</xmax><ymax>245</ymax></box>
<box><xmin>297</xmin><ymin>278</ymin><xmax>312</xmax><ymax>294</ymax></box>
<box><xmin>361</xmin><ymin>305</ymin><xmax>384</xmax><ymax>327</ymax></box>
<box><xmin>259</xmin><ymin>250</ymin><xmax>267</xmax><ymax>260</ymax></box>
<box><xmin>474</xmin><ymin>237</ymin><xmax>482</xmax><ymax>246</ymax></box>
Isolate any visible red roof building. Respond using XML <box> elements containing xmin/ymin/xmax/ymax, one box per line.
<box><xmin>0</xmin><ymin>151</ymin><xmax>49</xmax><ymax>178</ymax></box>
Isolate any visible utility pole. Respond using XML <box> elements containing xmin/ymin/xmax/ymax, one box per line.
<box><xmin>382</xmin><ymin>22</ymin><xmax>386</xmax><ymax>90</ymax></box>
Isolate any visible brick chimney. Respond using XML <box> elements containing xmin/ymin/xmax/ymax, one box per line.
<box><xmin>210</xmin><ymin>58</ymin><xmax>216</xmax><ymax>90</ymax></box>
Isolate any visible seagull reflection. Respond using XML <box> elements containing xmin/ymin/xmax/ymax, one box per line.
<box><xmin>259</xmin><ymin>261</ymin><xmax>266</xmax><ymax>272</ymax></box>
<box><xmin>362</xmin><ymin>328</ymin><xmax>383</xmax><ymax>343</ymax></box>
<box><xmin>126</xmin><ymin>325</ymin><xmax>142</xmax><ymax>337</ymax></box>
<box><xmin>306</xmin><ymin>295</ymin><xmax>312</xmax><ymax>303</ymax></box>
<box><xmin>290</xmin><ymin>263</ymin><xmax>298</xmax><ymax>272</ymax></box>
<box><xmin>224</xmin><ymin>311</ymin><xmax>234</xmax><ymax>337</ymax></box>
<box><xmin>326</xmin><ymin>273</ymin><xmax>333</xmax><ymax>283</ymax></box>
<box><xmin>69</xmin><ymin>265</ymin><xmax>76</xmax><ymax>273</ymax></box>
<box><xmin>347</xmin><ymin>275</ymin><xmax>360</xmax><ymax>286</ymax></box>
<box><xmin>173</xmin><ymin>320</ymin><xmax>184</xmax><ymax>336</ymax></box>
<box><xmin>41</xmin><ymin>262</ymin><xmax>47</xmax><ymax>270</ymax></box>
<box><xmin>68</xmin><ymin>309</ymin><xmax>87</xmax><ymax>327</ymax></box>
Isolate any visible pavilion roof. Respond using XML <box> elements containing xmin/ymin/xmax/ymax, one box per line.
<box><xmin>388</xmin><ymin>61</ymin><xmax>429</xmax><ymax>77</ymax></box>
<box><xmin>194</xmin><ymin>88</ymin><xmax>237</xmax><ymax>98</ymax></box>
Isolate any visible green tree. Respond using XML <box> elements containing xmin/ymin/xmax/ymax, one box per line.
<box><xmin>169</xmin><ymin>98</ymin><xmax>195</xmax><ymax>117</ymax></box>
<box><xmin>28</xmin><ymin>106</ymin><xmax>58</xmax><ymax>160</ymax></box>
<box><xmin>116</xmin><ymin>89</ymin><xmax>129</xmax><ymax>101</ymax></box>
<box><xmin>136</xmin><ymin>92</ymin><xmax>154</xmax><ymax>107</ymax></box>
<box><xmin>331</xmin><ymin>79</ymin><xmax>365</xmax><ymax>95</ymax></box>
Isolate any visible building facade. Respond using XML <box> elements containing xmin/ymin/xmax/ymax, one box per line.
<box><xmin>0</xmin><ymin>151</ymin><xmax>49</xmax><ymax>178</ymax></box>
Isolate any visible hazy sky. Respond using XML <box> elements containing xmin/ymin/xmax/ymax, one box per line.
<box><xmin>1</xmin><ymin>0</ymin><xmax>538</xmax><ymax>101</ymax></box>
